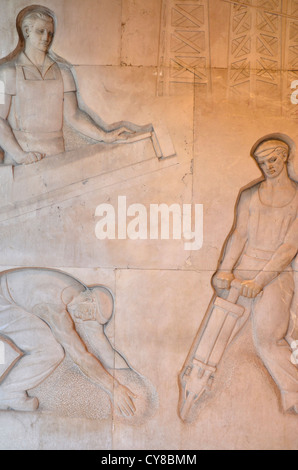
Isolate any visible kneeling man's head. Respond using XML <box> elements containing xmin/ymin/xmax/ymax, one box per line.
<box><xmin>66</xmin><ymin>286</ymin><xmax>114</xmax><ymax>325</ymax></box>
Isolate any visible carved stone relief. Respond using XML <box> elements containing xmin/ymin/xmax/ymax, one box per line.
<box><xmin>228</xmin><ymin>0</ymin><xmax>283</xmax><ymax>99</ymax></box>
<box><xmin>284</xmin><ymin>0</ymin><xmax>298</xmax><ymax>119</ymax></box>
<box><xmin>0</xmin><ymin>267</ymin><xmax>157</xmax><ymax>420</ymax></box>
<box><xmin>157</xmin><ymin>0</ymin><xmax>211</xmax><ymax>95</ymax></box>
<box><xmin>0</xmin><ymin>0</ymin><xmax>297</xmax><ymax>452</ymax></box>
<box><xmin>0</xmin><ymin>5</ymin><xmax>175</xmax><ymax>167</ymax></box>
<box><xmin>228</xmin><ymin>0</ymin><xmax>298</xmax><ymax>116</ymax></box>
<box><xmin>0</xmin><ymin>4</ymin><xmax>181</xmax><ymax>271</ymax></box>
<box><xmin>179</xmin><ymin>134</ymin><xmax>298</xmax><ymax>422</ymax></box>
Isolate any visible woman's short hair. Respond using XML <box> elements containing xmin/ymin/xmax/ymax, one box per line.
<box><xmin>16</xmin><ymin>6</ymin><xmax>56</xmax><ymax>41</ymax></box>
<box><xmin>21</xmin><ymin>10</ymin><xmax>54</xmax><ymax>35</ymax></box>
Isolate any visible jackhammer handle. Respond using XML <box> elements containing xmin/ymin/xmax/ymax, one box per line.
<box><xmin>227</xmin><ymin>278</ymin><xmax>242</xmax><ymax>303</ymax></box>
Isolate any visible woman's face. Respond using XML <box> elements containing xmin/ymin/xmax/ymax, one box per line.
<box><xmin>25</xmin><ymin>17</ymin><xmax>54</xmax><ymax>53</ymax></box>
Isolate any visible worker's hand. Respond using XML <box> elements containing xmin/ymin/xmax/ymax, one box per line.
<box><xmin>15</xmin><ymin>151</ymin><xmax>45</xmax><ymax>165</ymax></box>
<box><xmin>103</xmin><ymin>127</ymin><xmax>136</xmax><ymax>143</ymax></box>
<box><xmin>113</xmin><ymin>382</ymin><xmax>137</xmax><ymax>417</ymax></box>
<box><xmin>213</xmin><ymin>271</ymin><xmax>235</xmax><ymax>290</ymax></box>
<box><xmin>240</xmin><ymin>280</ymin><xmax>262</xmax><ymax>298</ymax></box>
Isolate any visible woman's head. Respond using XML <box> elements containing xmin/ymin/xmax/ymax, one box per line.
<box><xmin>17</xmin><ymin>5</ymin><xmax>56</xmax><ymax>51</ymax></box>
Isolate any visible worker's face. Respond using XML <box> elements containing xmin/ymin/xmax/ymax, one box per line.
<box><xmin>255</xmin><ymin>148</ymin><xmax>288</xmax><ymax>179</ymax></box>
<box><xmin>25</xmin><ymin>18</ymin><xmax>54</xmax><ymax>53</ymax></box>
<box><xmin>67</xmin><ymin>292</ymin><xmax>98</xmax><ymax>322</ymax></box>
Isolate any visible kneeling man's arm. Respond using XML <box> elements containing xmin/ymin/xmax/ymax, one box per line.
<box><xmin>33</xmin><ymin>303</ymin><xmax>115</xmax><ymax>395</ymax></box>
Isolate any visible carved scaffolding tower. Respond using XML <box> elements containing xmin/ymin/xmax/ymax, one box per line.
<box><xmin>228</xmin><ymin>0</ymin><xmax>298</xmax><ymax>117</ymax></box>
<box><xmin>157</xmin><ymin>0</ymin><xmax>211</xmax><ymax>95</ymax></box>
<box><xmin>284</xmin><ymin>0</ymin><xmax>298</xmax><ymax>118</ymax></box>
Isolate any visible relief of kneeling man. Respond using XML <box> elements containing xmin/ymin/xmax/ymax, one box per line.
<box><xmin>0</xmin><ymin>267</ymin><xmax>156</xmax><ymax>419</ymax></box>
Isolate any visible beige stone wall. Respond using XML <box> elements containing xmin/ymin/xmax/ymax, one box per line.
<box><xmin>0</xmin><ymin>0</ymin><xmax>297</xmax><ymax>450</ymax></box>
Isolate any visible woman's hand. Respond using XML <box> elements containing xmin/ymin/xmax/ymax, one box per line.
<box><xmin>103</xmin><ymin>127</ymin><xmax>136</xmax><ymax>143</ymax></box>
<box><xmin>15</xmin><ymin>151</ymin><xmax>45</xmax><ymax>165</ymax></box>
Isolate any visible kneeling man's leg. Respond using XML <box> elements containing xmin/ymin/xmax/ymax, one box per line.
<box><xmin>0</xmin><ymin>307</ymin><xmax>64</xmax><ymax>411</ymax></box>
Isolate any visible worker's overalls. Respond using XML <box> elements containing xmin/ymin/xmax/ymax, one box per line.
<box><xmin>5</xmin><ymin>52</ymin><xmax>65</xmax><ymax>163</ymax></box>
<box><xmin>234</xmin><ymin>187</ymin><xmax>298</xmax><ymax>412</ymax></box>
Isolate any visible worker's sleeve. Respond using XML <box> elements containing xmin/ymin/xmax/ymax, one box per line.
<box><xmin>0</xmin><ymin>63</ymin><xmax>16</xmax><ymax>96</ymax></box>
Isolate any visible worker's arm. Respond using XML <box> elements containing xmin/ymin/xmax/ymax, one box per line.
<box><xmin>237</xmin><ymin>241</ymin><xmax>297</xmax><ymax>299</ymax></box>
<box><xmin>213</xmin><ymin>189</ymin><xmax>251</xmax><ymax>290</ymax></box>
<box><xmin>73</xmin><ymin>319</ymin><xmax>129</xmax><ymax>370</ymax></box>
<box><xmin>32</xmin><ymin>303</ymin><xmax>136</xmax><ymax>416</ymax></box>
<box><xmin>0</xmin><ymin>94</ymin><xmax>45</xmax><ymax>165</ymax></box>
<box><xmin>238</xmin><ymin>214</ymin><xmax>298</xmax><ymax>298</ymax></box>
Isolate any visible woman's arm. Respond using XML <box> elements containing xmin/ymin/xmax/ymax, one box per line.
<box><xmin>0</xmin><ymin>95</ymin><xmax>44</xmax><ymax>164</ymax></box>
<box><xmin>63</xmin><ymin>91</ymin><xmax>137</xmax><ymax>143</ymax></box>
